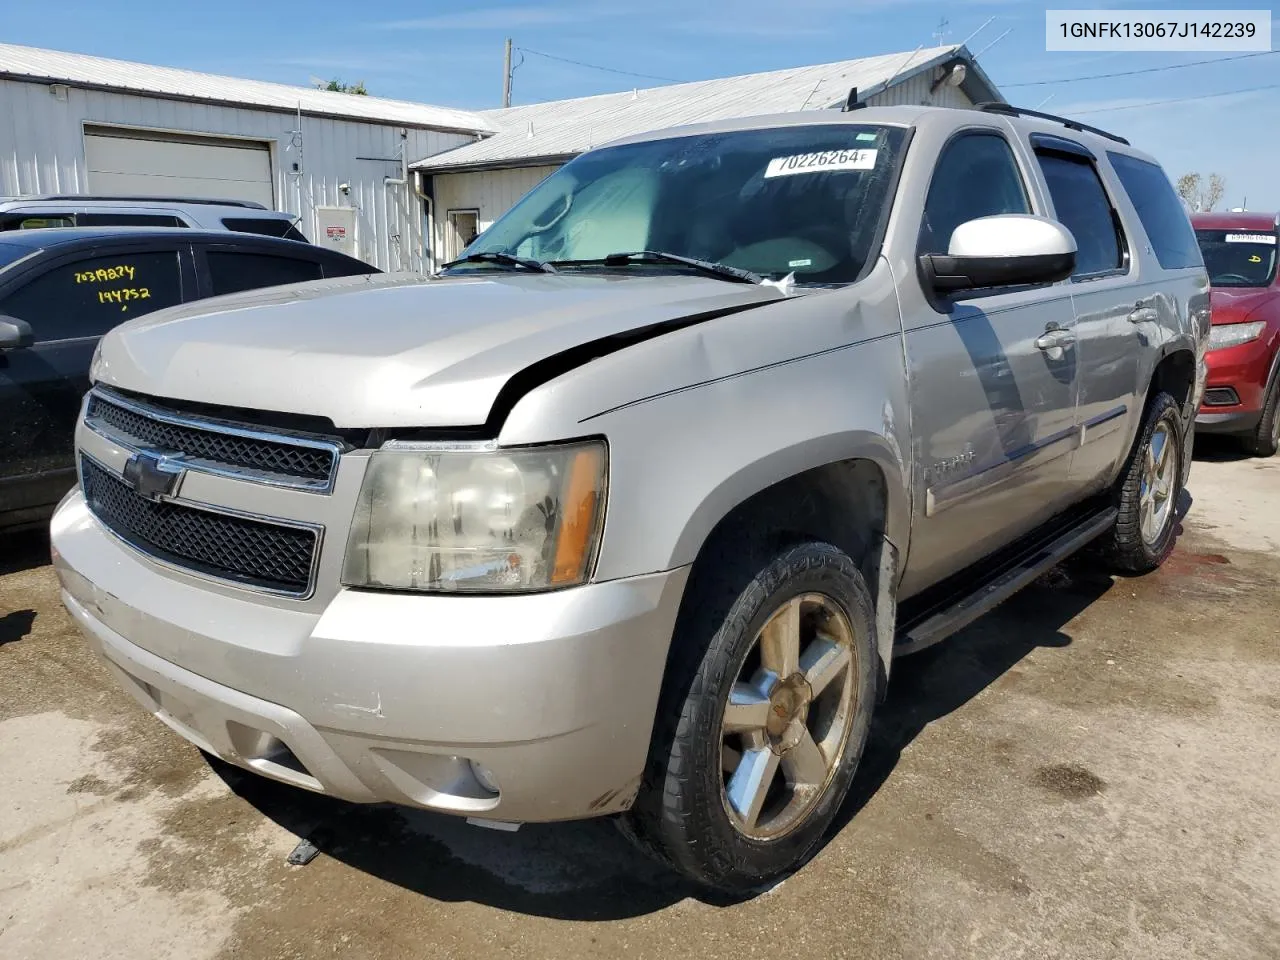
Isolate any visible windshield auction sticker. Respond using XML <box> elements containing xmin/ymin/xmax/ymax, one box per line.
<box><xmin>764</xmin><ymin>149</ymin><xmax>877</xmax><ymax>179</ymax></box>
<box><xmin>1046</xmin><ymin>10</ymin><xmax>1270</xmax><ymax>50</ymax></box>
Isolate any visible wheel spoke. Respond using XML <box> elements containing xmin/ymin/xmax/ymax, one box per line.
<box><xmin>1144</xmin><ymin>443</ymin><xmax>1156</xmax><ymax>478</ymax></box>
<box><xmin>800</xmin><ymin>636</ymin><xmax>851</xmax><ymax>698</ymax></box>
<box><xmin>723</xmin><ymin>681</ymin><xmax>772</xmax><ymax>734</ymax></box>
<box><xmin>760</xmin><ymin>597</ymin><xmax>802</xmax><ymax>677</ymax></box>
<box><xmin>725</xmin><ymin>747</ymin><xmax>780</xmax><ymax>828</ymax></box>
<box><xmin>781</xmin><ymin>729</ymin><xmax>829</xmax><ymax>788</ymax></box>
<box><xmin>1154</xmin><ymin>429</ymin><xmax>1169</xmax><ymax>470</ymax></box>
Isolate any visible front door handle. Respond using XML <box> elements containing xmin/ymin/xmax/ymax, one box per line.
<box><xmin>1035</xmin><ymin>328</ymin><xmax>1077</xmax><ymax>351</ymax></box>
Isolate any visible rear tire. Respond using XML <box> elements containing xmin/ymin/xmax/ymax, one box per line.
<box><xmin>1106</xmin><ymin>392</ymin><xmax>1183</xmax><ymax>573</ymax></box>
<box><xmin>1245</xmin><ymin>380</ymin><xmax>1280</xmax><ymax>458</ymax></box>
<box><xmin>621</xmin><ymin>540</ymin><xmax>877</xmax><ymax>892</ymax></box>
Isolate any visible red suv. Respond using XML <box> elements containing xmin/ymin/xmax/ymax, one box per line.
<box><xmin>1192</xmin><ymin>212</ymin><xmax>1280</xmax><ymax>456</ymax></box>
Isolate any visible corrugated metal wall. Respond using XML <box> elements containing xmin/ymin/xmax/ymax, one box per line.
<box><xmin>864</xmin><ymin>70</ymin><xmax>973</xmax><ymax>109</ymax></box>
<box><xmin>430</xmin><ymin>164</ymin><xmax>560</xmax><ymax>255</ymax></box>
<box><xmin>0</xmin><ymin>77</ymin><xmax>476</xmax><ymax>272</ymax></box>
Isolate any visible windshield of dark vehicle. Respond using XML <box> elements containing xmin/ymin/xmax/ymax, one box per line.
<box><xmin>1195</xmin><ymin>229</ymin><xmax>1278</xmax><ymax>288</ymax></box>
<box><xmin>0</xmin><ymin>241</ymin><xmax>34</xmax><ymax>270</ymax></box>
<box><xmin>456</xmin><ymin>124</ymin><xmax>908</xmax><ymax>285</ymax></box>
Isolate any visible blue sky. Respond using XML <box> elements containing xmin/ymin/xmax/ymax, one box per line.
<box><xmin>5</xmin><ymin>0</ymin><xmax>1279</xmax><ymax>208</ymax></box>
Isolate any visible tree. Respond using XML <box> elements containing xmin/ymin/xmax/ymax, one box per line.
<box><xmin>318</xmin><ymin>78</ymin><xmax>368</xmax><ymax>96</ymax></box>
<box><xmin>1175</xmin><ymin>172</ymin><xmax>1226</xmax><ymax>212</ymax></box>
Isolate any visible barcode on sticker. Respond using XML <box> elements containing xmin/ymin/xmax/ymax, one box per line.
<box><xmin>764</xmin><ymin>149</ymin><xmax>877</xmax><ymax>178</ymax></box>
<box><xmin>1225</xmin><ymin>232</ymin><xmax>1276</xmax><ymax>245</ymax></box>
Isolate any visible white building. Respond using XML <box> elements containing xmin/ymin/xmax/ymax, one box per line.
<box><xmin>0</xmin><ymin>43</ymin><xmax>492</xmax><ymax>272</ymax></box>
<box><xmin>412</xmin><ymin>44</ymin><xmax>1001</xmax><ymax>266</ymax></box>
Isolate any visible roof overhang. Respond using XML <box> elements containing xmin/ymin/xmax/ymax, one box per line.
<box><xmin>0</xmin><ymin>70</ymin><xmax>494</xmax><ymax>136</ymax></box>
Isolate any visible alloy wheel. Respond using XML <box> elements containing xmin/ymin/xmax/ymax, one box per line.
<box><xmin>719</xmin><ymin>593</ymin><xmax>859</xmax><ymax>841</ymax></box>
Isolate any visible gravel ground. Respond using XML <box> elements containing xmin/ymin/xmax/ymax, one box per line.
<box><xmin>2</xmin><ymin>442</ymin><xmax>1277</xmax><ymax>960</ymax></box>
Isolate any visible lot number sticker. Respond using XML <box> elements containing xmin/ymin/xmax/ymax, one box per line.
<box><xmin>1225</xmin><ymin>233</ymin><xmax>1276</xmax><ymax>244</ymax></box>
<box><xmin>764</xmin><ymin>149</ymin><xmax>877</xmax><ymax>178</ymax></box>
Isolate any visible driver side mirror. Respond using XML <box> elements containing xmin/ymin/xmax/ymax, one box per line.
<box><xmin>0</xmin><ymin>316</ymin><xmax>33</xmax><ymax>350</ymax></box>
<box><xmin>920</xmin><ymin>214</ymin><xmax>1077</xmax><ymax>295</ymax></box>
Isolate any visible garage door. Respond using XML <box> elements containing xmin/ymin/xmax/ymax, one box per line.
<box><xmin>84</xmin><ymin>128</ymin><xmax>274</xmax><ymax>207</ymax></box>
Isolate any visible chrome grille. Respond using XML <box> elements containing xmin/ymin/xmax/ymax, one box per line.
<box><xmin>81</xmin><ymin>456</ymin><xmax>319</xmax><ymax>595</ymax></box>
<box><xmin>85</xmin><ymin>390</ymin><xmax>339</xmax><ymax>490</ymax></box>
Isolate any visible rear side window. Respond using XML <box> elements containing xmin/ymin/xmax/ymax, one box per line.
<box><xmin>919</xmin><ymin>133</ymin><xmax>1030</xmax><ymax>256</ymax></box>
<box><xmin>76</xmin><ymin>213</ymin><xmax>186</xmax><ymax>228</ymax></box>
<box><xmin>0</xmin><ymin>250</ymin><xmax>183</xmax><ymax>341</ymax></box>
<box><xmin>222</xmin><ymin>217</ymin><xmax>309</xmax><ymax>242</ymax></box>
<box><xmin>206</xmin><ymin>251</ymin><xmax>323</xmax><ymax>296</ymax></box>
<box><xmin>1107</xmin><ymin>152</ymin><xmax>1202</xmax><ymax>270</ymax></box>
<box><xmin>1035</xmin><ymin>151</ymin><xmax>1125</xmax><ymax>276</ymax></box>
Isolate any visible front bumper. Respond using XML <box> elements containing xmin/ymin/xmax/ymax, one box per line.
<box><xmin>52</xmin><ymin>491</ymin><xmax>689</xmax><ymax>823</ymax></box>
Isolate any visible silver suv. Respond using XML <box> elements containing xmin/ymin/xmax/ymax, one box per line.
<box><xmin>51</xmin><ymin>104</ymin><xmax>1208</xmax><ymax>892</ymax></box>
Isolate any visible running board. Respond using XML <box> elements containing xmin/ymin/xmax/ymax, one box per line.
<box><xmin>894</xmin><ymin>507</ymin><xmax>1118</xmax><ymax>657</ymax></box>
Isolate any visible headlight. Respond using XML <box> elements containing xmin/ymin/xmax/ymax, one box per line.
<box><xmin>343</xmin><ymin>439</ymin><xmax>607</xmax><ymax>593</ymax></box>
<box><xmin>1208</xmin><ymin>321</ymin><xmax>1265</xmax><ymax>351</ymax></box>
<box><xmin>89</xmin><ymin>339</ymin><xmax>105</xmax><ymax>382</ymax></box>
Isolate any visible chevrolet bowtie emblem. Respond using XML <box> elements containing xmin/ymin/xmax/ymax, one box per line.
<box><xmin>121</xmin><ymin>452</ymin><xmax>185</xmax><ymax>502</ymax></box>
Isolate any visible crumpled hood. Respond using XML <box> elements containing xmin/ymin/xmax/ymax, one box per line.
<box><xmin>94</xmin><ymin>271</ymin><xmax>783</xmax><ymax>428</ymax></box>
<box><xmin>1209</xmin><ymin>287</ymin><xmax>1277</xmax><ymax>325</ymax></box>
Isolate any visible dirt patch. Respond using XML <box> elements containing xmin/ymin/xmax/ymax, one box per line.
<box><xmin>1031</xmin><ymin>764</ymin><xmax>1106</xmax><ymax>800</ymax></box>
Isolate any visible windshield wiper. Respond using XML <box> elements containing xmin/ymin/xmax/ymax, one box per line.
<box><xmin>553</xmin><ymin>250</ymin><xmax>762</xmax><ymax>284</ymax></box>
<box><xmin>440</xmin><ymin>251</ymin><xmax>557</xmax><ymax>274</ymax></box>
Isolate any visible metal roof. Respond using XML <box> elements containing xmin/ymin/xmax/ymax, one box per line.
<box><xmin>0</xmin><ymin>43</ymin><xmax>493</xmax><ymax>135</ymax></box>
<box><xmin>413</xmin><ymin>45</ymin><xmax>997</xmax><ymax>173</ymax></box>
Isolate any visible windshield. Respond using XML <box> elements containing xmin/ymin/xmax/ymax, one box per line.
<box><xmin>1195</xmin><ymin>229</ymin><xmax>1278</xmax><ymax>288</ymax></box>
<box><xmin>455</xmin><ymin>123</ymin><xmax>908</xmax><ymax>286</ymax></box>
<box><xmin>0</xmin><ymin>241</ymin><xmax>34</xmax><ymax>271</ymax></box>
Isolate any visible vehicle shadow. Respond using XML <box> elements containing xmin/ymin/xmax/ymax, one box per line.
<box><xmin>1192</xmin><ymin>433</ymin><xmax>1250</xmax><ymax>463</ymax></box>
<box><xmin>0</xmin><ymin>609</ymin><xmax>36</xmax><ymax>646</ymax></box>
<box><xmin>831</xmin><ymin>554</ymin><xmax>1115</xmax><ymax>837</ymax></box>
<box><xmin>210</xmin><ymin>551</ymin><xmax>1121</xmax><ymax>917</ymax></box>
<box><xmin>0</xmin><ymin>529</ymin><xmax>53</xmax><ymax>576</ymax></box>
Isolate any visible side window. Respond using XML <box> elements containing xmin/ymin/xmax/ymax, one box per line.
<box><xmin>1035</xmin><ymin>151</ymin><xmax>1125</xmax><ymax>276</ymax></box>
<box><xmin>0</xmin><ymin>251</ymin><xmax>183</xmax><ymax>342</ymax></box>
<box><xmin>206</xmin><ymin>251</ymin><xmax>323</xmax><ymax>296</ymax></box>
<box><xmin>1107</xmin><ymin>152</ymin><xmax>1203</xmax><ymax>270</ymax></box>
<box><xmin>76</xmin><ymin>213</ymin><xmax>186</xmax><ymax>228</ymax></box>
<box><xmin>919</xmin><ymin>133</ymin><xmax>1031</xmax><ymax>256</ymax></box>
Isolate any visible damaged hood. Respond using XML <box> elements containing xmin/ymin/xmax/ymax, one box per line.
<box><xmin>93</xmin><ymin>272</ymin><xmax>783</xmax><ymax>428</ymax></box>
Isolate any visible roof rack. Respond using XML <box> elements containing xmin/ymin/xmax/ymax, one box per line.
<box><xmin>24</xmin><ymin>195</ymin><xmax>271</xmax><ymax>210</ymax></box>
<box><xmin>974</xmin><ymin>102</ymin><xmax>1130</xmax><ymax>146</ymax></box>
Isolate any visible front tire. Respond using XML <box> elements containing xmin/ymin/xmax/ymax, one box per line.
<box><xmin>1106</xmin><ymin>391</ymin><xmax>1183</xmax><ymax>573</ymax></box>
<box><xmin>1245</xmin><ymin>380</ymin><xmax>1280</xmax><ymax>458</ymax></box>
<box><xmin>622</xmin><ymin>540</ymin><xmax>877</xmax><ymax>892</ymax></box>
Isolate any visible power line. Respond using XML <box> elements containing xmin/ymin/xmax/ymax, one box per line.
<box><xmin>515</xmin><ymin>46</ymin><xmax>688</xmax><ymax>85</ymax></box>
<box><xmin>1002</xmin><ymin>50</ymin><xmax>1278</xmax><ymax>87</ymax></box>
<box><xmin>1073</xmin><ymin>81</ymin><xmax>1280</xmax><ymax>114</ymax></box>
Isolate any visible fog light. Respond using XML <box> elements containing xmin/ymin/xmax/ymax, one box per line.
<box><xmin>469</xmin><ymin>760</ymin><xmax>500</xmax><ymax>795</ymax></box>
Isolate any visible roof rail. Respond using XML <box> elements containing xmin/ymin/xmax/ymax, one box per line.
<box><xmin>974</xmin><ymin>102</ymin><xmax>1130</xmax><ymax>146</ymax></box>
<box><xmin>25</xmin><ymin>195</ymin><xmax>271</xmax><ymax>210</ymax></box>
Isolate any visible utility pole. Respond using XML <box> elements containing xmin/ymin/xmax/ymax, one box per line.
<box><xmin>502</xmin><ymin>38</ymin><xmax>513</xmax><ymax>108</ymax></box>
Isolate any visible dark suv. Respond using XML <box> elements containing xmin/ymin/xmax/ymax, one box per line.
<box><xmin>0</xmin><ymin>227</ymin><xmax>377</xmax><ymax>531</ymax></box>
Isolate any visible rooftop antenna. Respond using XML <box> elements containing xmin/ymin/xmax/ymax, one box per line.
<box><xmin>973</xmin><ymin>28</ymin><xmax>1012</xmax><ymax>61</ymax></box>
<box><xmin>841</xmin><ymin>86</ymin><xmax>861</xmax><ymax>111</ymax></box>
<box><xmin>883</xmin><ymin>44</ymin><xmax>924</xmax><ymax>89</ymax></box>
<box><xmin>933</xmin><ymin>17</ymin><xmax>950</xmax><ymax>46</ymax></box>
<box><xmin>502</xmin><ymin>38</ymin><xmax>513</xmax><ymax>107</ymax></box>
<box><xmin>960</xmin><ymin>17</ymin><xmax>995</xmax><ymax>49</ymax></box>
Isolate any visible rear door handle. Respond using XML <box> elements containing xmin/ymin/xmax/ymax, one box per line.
<box><xmin>1035</xmin><ymin>329</ymin><xmax>1077</xmax><ymax>351</ymax></box>
<box><xmin>1128</xmin><ymin>300</ymin><xmax>1159</xmax><ymax>324</ymax></box>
